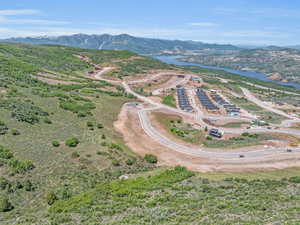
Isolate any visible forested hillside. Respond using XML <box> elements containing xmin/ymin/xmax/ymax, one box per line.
<box><xmin>2</xmin><ymin>33</ymin><xmax>239</xmax><ymax>55</ymax></box>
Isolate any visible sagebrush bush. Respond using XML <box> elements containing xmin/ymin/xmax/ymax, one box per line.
<box><xmin>0</xmin><ymin>196</ymin><xmax>13</xmax><ymax>212</ymax></box>
<box><xmin>65</xmin><ymin>137</ymin><xmax>80</xmax><ymax>147</ymax></box>
<box><xmin>11</xmin><ymin>129</ymin><xmax>20</xmax><ymax>136</ymax></box>
<box><xmin>52</xmin><ymin>141</ymin><xmax>60</xmax><ymax>147</ymax></box>
<box><xmin>0</xmin><ymin>121</ymin><xmax>8</xmax><ymax>135</ymax></box>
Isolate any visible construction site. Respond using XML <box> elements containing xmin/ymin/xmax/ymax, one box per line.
<box><xmin>85</xmin><ymin>62</ymin><xmax>300</xmax><ymax>172</ymax></box>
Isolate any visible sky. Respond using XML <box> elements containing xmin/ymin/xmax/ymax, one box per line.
<box><xmin>1</xmin><ymin>0</ymin><xmax>300</xmax><ymax>45</ymax></box>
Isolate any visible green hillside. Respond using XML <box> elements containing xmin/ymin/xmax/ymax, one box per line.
<box><xmin>0</xmin><ymin>43</ymin><xmax>299</xmax><ymax>225</ymax></box>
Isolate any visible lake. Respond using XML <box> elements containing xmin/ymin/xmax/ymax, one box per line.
<box><xmin>154</xmin><ymin>55</ymin><xmax>300</xmax><ymax>89</ymax></box>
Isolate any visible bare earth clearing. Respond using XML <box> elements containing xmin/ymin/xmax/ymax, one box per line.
<box><xmin>114</xmin><ymin>104</ymin><xmax>300</xmax><ymax>172</ymax></box>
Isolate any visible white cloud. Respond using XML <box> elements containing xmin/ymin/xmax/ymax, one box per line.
<box><xmin>0</xmin><ymin>9</ymin><xmax>40</xmax><ymax>16</ymax></box>
<box><xmin>0</xmin><ymin>7</ymin><xmax>298</xmax><ymax>46</ymax></box>
<box><xmin>0</xmin><ymin>17</ymin><xmax>70</xmax><ymax>25</ymax></box>
<box><xmin>0</xmin><ymin>9</ymin><xmax>69</xmax><ymax>25</ymax></box>
<box><xmin>221</xmin><ymin>30</ymin><xmax>290</xmax><ymax>39</ymax></box>
<box><xmin>188</xmin><ymin>22</ymin><xmax>218</xmax><ymax>27</ymax></box>
<box><xmin>214</xmin><ymin>7</ymin><xmax>300</xmax><ymax>18</ymax></box>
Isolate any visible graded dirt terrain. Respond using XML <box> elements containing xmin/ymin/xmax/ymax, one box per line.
<box><xmin>114</xmin><ymin>103</ymin><xmax>300</xmax><ymax>172</ymax></box>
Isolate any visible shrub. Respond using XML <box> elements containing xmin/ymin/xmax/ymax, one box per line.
<box><xmin>0</xmin><ymin>121</ymin><xmax>8</xmax><ymax>135</ymax></box>
<box><xmin>101</xmin><ymin>134</ymin><xmax>106</xmax><ymax>139</ymax></box>
<box><xmin>126</xmin><ymin>158</ymin><xmax>135</xmax><ymax>166</ymax></box>
<box><xmin>0</xmin><ymin>196</ymin><xmax>13</xmax><ymax>212</ymax></box>
<box><xmin>86</xmin><ymin>121</ymin><xmax>94</xmax><ymax>127</ymax></box>
<box><xmin>112</xmin><ymin>160</ymin><xmax>120</xmax><ymax>166</ymax></box>
<box><xmin>0</xmin><ymin>146</ymin><xmax>14</xmax><ymax>159</ymax></box>
<box><xmin>24</xmin><ymin>180</ymin><xmax>34</xmax><ymax>192</ymax></box>
<box><xmin>15</xmin><ymin>181</ymin><xmax>23</xmax><ymax>189</ymax></box>
<box><xmin>44</xmin><ymin>118</ymin><xmax>52</xmax><ymax>124</ymax></box>
<box><xmin>11</xmin><ymin>129</ymin><xmax>20</xmax><ymax>136</ymax></box>
<box><xmin>8</xmin><ymin>159</ymin><xmax>35</xmax><ymax>173</ymax></box>
<box><xmin>52</xmin><ymin>141</ymin><xmax>60</xmax><ymax>147</ymax></box>
<box><xmin>97</xmin><ymin>123</ymin><xmax>104</xmax><ymax>129</ymax></box>
<box><xmin>71</xmin><ymin>152</ymin><xmax>80</xmax><ymax>158</ymax></box>
<box><xmin>0</xmin><ymin>99</ymin><xmax>48</xmax><ymax>124</ymax></box>
<box><xmin>0</xmin><ymin>177</ymin><xmax>9</xmax><ymax>190</ymax></box>
<box><xmin>242</xmin><ymin>132</ymin><xmax>250</xmax><ymax>137</ymax></box>
<box><xmin>77</xmin><ymin>112</ymin><xmax>87</xmax><ymax>118</ymax></box>
<box><xmin>45</xmin><ymin>191</ymin><xmax>58</xmax><ymax>205</ymax></box>
<box><xmin>206</xmin><ymin>136</ymin><xmax>212</xmax><ymax>140</ymax></box>
<box><xmin>65</xmin><ymin>137</ymin><xmax>80</xmax><ymax>147</ymax></box>
<box><xmin>110</xmin><ymin>143</ymin><xmax>123</xmax><ymax>151</ymax></box>
<box><xmin>100</xmin><ymin>141</ymin><xmax>107</xmax><ymax>146</ymax></box>
<box><xmin>144</xmin><ymin>154</ymin><xmax>158</xmax><ymax>164</ymax></box>
<box><xmin>289</xmin><ymin>176</ymin><xmax>300</xmax><ymax>183</ymax></box>
<box><xmin>59</xmin><ymin>99</ymin><xmax>96</xmax><ymax>115</ymax></box>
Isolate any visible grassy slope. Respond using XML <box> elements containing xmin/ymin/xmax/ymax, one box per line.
<box><xmin>0</xmin><ymin>43</ymin><xmax>159</xmax><ymax>224</ymax></box>
<box><xmin>0</xmin><ymin>43</ymin><xmax>299</xmax><ymax>225</ymax></box>
<box><xmin>162</xmin><ymin>94</ymin><xmax>176</xmax><ymax>108</ymax></box>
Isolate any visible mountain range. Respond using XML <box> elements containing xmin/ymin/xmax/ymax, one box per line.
<box><xmin>1</xmin><ymin>33</ymin><xmax>240</xmax><ymax>55</ymax></box>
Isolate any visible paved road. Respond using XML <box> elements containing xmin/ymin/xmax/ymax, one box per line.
<box><xmin>138</xmin><ymin>107</ymin><xmax>300</xmax><ymax>162</ymax></box>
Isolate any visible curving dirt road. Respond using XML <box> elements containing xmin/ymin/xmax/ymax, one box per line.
<box><xmin>241</xmin><ymin>87</ymin><xmax>298</xmax><ymax>120</ymax></box>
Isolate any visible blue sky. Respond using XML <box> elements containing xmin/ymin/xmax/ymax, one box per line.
<box><xmin>1</xmin><ymin>0</ymin><xmax>300</xmax><ymax>45</ymax></box>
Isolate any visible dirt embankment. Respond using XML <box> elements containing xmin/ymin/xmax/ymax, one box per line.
<box><xmin>267</xmin><ymin>73</ymin><xmax>283</xmax><ymax>81</ymax></box>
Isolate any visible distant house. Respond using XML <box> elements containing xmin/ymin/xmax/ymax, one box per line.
<box><xmin>209</xmin><ymin>128</ymin><xmax>223</xmax><ymax>138</ymax></box>
<box><xmin>190</xmin><ymin>77</ymin><xmax>203</xmax><ymax>82</ymax></box>
<box><xmin>228</xmin><ymin>111</ymin><xmax>240</xmax><ymax>116</ymax></box>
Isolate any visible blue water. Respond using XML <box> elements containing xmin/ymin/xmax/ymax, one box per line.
<box><xmin>154</xmin><ymin>55</ymin><xmax>300</xmax><ymax>90</ymax></box>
